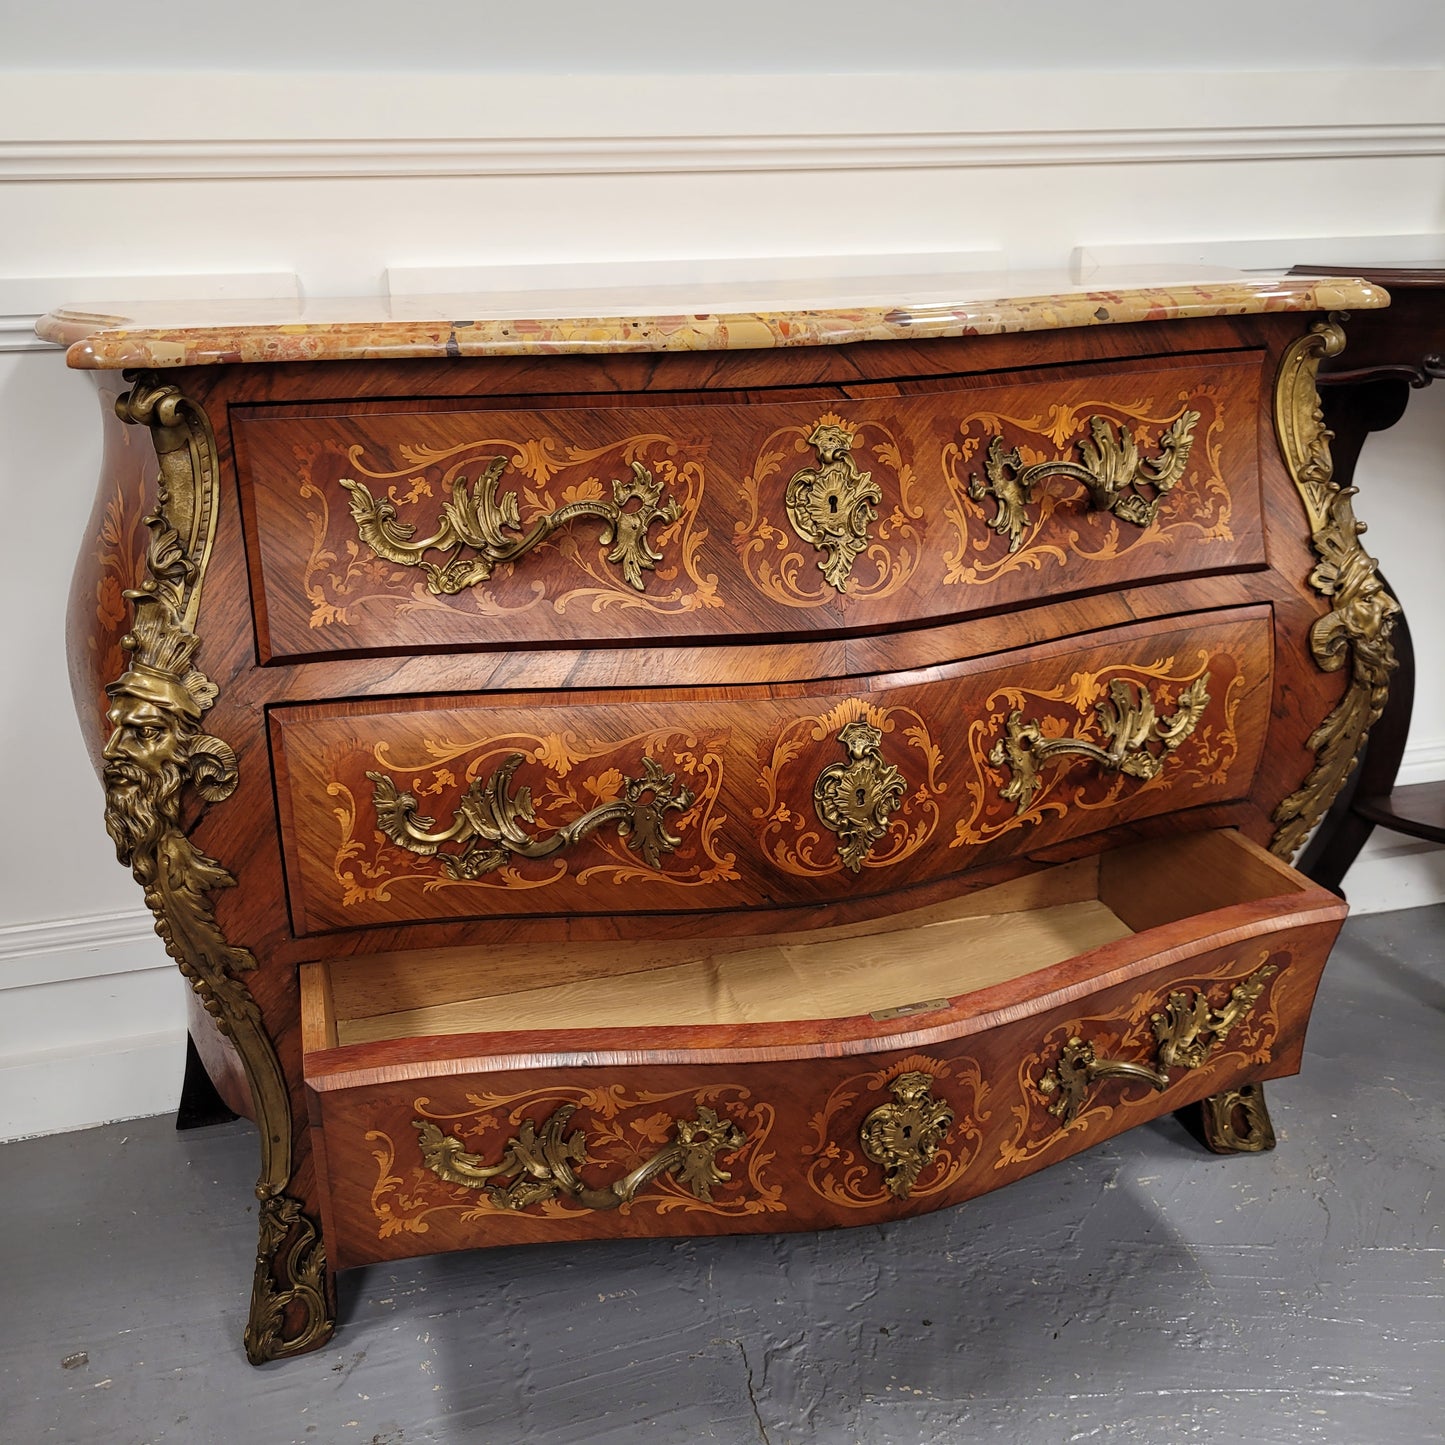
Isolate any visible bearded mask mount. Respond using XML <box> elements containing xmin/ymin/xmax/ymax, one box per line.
<box><xmin>101</xmin><ymin>602</ymin><xmax>238</xmax><ymax>873</ymax></box>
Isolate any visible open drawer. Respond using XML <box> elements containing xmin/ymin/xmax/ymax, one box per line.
<box><xmin>300</xmin><ymin>829</ymin><xmax>1346</xmax><ymax>1269</ymax></box>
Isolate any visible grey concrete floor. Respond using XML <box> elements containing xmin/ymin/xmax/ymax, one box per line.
<box><xmin>2</xmin><ymin>905</ymin><xmax>1442</xmax><ymax>1445</ymax></box>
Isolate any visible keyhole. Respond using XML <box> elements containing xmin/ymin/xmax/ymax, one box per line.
<box><xmin>901</xmin><ymin>1125</ymin><xmax>913</xmax><ymax>1138</ymax></box>
<box><xmin>828</xmin><ymin>494</ymin><xmax>839</xmax><ymax>514</ymax></box>
<box><xmin>856</xmin><ymin>788</ymin><xmax>867</xmax><ymax>806</ymax></box>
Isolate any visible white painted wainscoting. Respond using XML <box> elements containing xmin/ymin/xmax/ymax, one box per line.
<box><xmin>2</xmin><ymin>35</ymin><xmax>1443</xmax><ymax>1139</ymax></box>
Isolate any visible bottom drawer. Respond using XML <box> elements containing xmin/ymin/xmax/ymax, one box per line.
<box><xmin>300</xmin><ymin>830</ymin><xmax>1346</xmax><ymax>1269</ymax></box>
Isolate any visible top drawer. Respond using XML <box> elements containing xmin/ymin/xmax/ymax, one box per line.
<box><xmin>234</xmin><ymin>351</ymin><xmax>1265</xmax><ymax>663</ymax></box>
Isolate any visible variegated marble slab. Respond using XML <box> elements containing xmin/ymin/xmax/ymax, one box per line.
<box><xmin>37</xmin><ymin>267</ymin><xmax>1387</xmax><ymax>369</ymax></box>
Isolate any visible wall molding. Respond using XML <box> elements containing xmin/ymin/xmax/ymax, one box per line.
<box><xmin>3</xmin><ymin>67</ymin><xmax>1442</xmax><ymax>184</ymax></box>
<box><xmin>6</xmin><ymin>122</ymin><xmax>1445</xmax><ymax>183</ymax></box>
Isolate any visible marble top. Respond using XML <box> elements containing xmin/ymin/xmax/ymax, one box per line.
<box><xmin>36</xmin><ymin>268</ymin><xmax>1388</xmax><ymax>370</ymax></box>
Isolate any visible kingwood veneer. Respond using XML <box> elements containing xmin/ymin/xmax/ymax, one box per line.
<box><xmin>42</xmin><ymin>271</ymin><xmax>1396</xmax><ymax>1364</ymax></box>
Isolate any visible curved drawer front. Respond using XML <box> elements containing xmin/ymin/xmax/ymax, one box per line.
<box><xmin>236</xmin><ymin>352</ymin><xmax>1264</xmax><ymax>662</ymax></box>
<box><xmin>303</xmin><ymin>897</ymin><xmax>1340</xmax><ymax>1269</ymax></box>
<box><xmin>271</xmin><ymin>608</ymin><xmax>1272</xmax><ymax>936</ymax></box>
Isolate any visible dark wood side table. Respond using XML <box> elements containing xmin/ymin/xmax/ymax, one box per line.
<box><xmin>1290</xmin><ymin>267</ymin><xmax>1445</xmax><ymax>893</ymax></box>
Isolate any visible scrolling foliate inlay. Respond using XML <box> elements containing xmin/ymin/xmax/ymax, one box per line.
<box><xmin>367</xmin><ymin>1086</ymin><xmax>784</xmax><ymax>1237</ymax></box>
<box><xmin>108</xmin><ymin>374</ymin><xmax>331</xmax><ymax>1365</ymax></box>
<box><xmin>941</xmin><ymin>391</ymin><xmax>1230</xmax><ymax>587</ymax></box>
<box><xmin>301</xmin><ymin>433</ymin><xmax>720</xmax><ymax>627</ymax></box>
<box><xmin>330</xmin><ymin>726</ymin><xmax>738</xmax><ymax>907</ymax></box>
<box><xmin>757</xmin><ymin>699</ymin><xmax>946</xmax><ymax>878</ymax></box>
<box><xmin>735</xmin><ymin>413</ymin><xmax>924</xmax><ymax>607</ymax></box>
<box><xmin>1270</xmin><ymin>319</ymin><xmax>1400</xmax><ymax>858</ymax></box>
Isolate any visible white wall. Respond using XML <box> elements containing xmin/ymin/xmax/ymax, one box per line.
<box><xmin>3</xmin><ymin>3</ymin><xmax>1443</xmax><ymax>1139</ymax></box>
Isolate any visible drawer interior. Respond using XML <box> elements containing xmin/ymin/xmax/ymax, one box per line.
<box><xmin>301</xmin><ymin>829</ymin><xmax>1327</xmax><ymax>1053</ymax></box>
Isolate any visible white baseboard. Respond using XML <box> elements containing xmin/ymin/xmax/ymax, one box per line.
<box><xmin>1342</xmin><ymin>834</ymin><xmax>1445</xmax><ymax>916</ymax></box>
<box><xmin>1073</xmin><ymin>233</ymin><xmax>1445</xmax><ymax>276</ymax></box>
<box><xmin>0</xmin><ymin>1028</ymin><xmax>185</xmax><ymax>1143</ymax></box>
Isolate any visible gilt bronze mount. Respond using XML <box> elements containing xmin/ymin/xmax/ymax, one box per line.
<box><xmin>813</xmin><ymin>720</ymin><xmax>908</xmax><ymax>872</ymax></box>
<box><xmin>990</xmin><ymin>675</ymin><xmax>1210</xmax><ymax>814</ymax></box>
<box><xmin>415</xmin><ymin>1104</ymin><xmax>746</xmax><ymax>1212</ymax></box>
<box><xmin>784</xmin><ymin>420</ymin><xmax>882</xmax><ymax>593</ymax></box>
<box><xmin>1039</xmin><ymin>965</ymin><xmax>1278</xmax><ymax>1126</ymax></box>
<box><xmin>341</xmin><ymin>456</ymin><xmax>681</xmax><ymax>595</ymax></box>
<box><xmin>969</xmin><ymin>410</ymin><xmax>1199</xmax><ymax>553</ymax></box>
<box><xmin>369</xmin><ymin>754</ymin><xmax>695</xmax><ymax>880</ymax></box>
<box><xmin>859</xmin><ymin>1071</ymin><xmax>956</xmax><ymax>1200</ymax></box>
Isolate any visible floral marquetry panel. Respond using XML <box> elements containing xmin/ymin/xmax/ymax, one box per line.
<box><xmin>270</xmin><ymin>606</ymin><xmax>1273</xmax><ymax>934</ymax></box>
<box><xmin>233</xmin><ymin>351</ymin><xmax>1264</xmax><ymax>661</ymax></box>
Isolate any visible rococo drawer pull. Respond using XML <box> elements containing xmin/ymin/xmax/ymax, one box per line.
<box><xmin>339</xmin><ymin>456</ymin><xmax>681</xmax><ymax>595</ymax></box>
<box><xmin>785</xmin><ymin>419</ymin><xmax>882</xmax><ymax>593</ymax></box>
<box><xmin>860</xmin><ymin>1071</ymin><xmax>956</xmax><ymax>1199</ymax></box>
<box><xmin>368</xmin><ymin>753</ymin><xmax>695</xmax><ymax>880</ymax></box>
<box><xmin>414</xmin><ymin>1104</ymin><xmax>747</xmax><ymax>1212</ymax></box>
<box><xmin>969</xmin><ymin>410</ymin><xmax>1199</xmax><ymax>553</ymax></box>
<box><xmin>1039</xmin><ymin>965</ymin><xmax>1278</xmax><ymax>1126</ymax></box>
<box><xmin>814</xmin><ymin>720</ymin><xmax>908</xmax><ymax>871</ymax></box>
<box><xmin>990</xmin><ymin>674</ymin><xmax>1210</xmax><ymax>813</ymax></box>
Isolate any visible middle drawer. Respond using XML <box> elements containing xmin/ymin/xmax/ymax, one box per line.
<box><xmin>270</xmin><ymin>607</ymin><xmax>1271</xmax><ymax>936</ymax></box>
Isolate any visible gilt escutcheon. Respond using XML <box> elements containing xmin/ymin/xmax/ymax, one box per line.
<box><xmin>813</xmin><ymin>720</ymin><xmax>907</xmax><ymax>872</ymax></box>
<box><xmin>859</xmin><ymin>1071</ymin><xmax>955</xmax><ymax>1199</ymax></box>
<box><xmin>784</xmin><ymin>421</ymin><xmax>882</xmax><ymax>593</ymax></box>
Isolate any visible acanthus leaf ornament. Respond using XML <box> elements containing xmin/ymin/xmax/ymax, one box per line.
<box><xmin>1269</xmin><ymin>317</ymin><xmax>1400</xmax><ymax>858</ymax></box>
<box><xmin>784</xmin><ymin>420</ymin><xmax>883</xmax><ymax>592</ymax></box>
<box><xmin>858</xmin><ymin>1071</ymin><xmax>956</xmax><ymax>1200</ymax></box>
<box><xmin>108</xmin><ymin>373</ymin><xmax>332</xmax><ymax>1365</ymax></box>
<box><xmin>813</xmin><ymin>720</ymin><xmax>908</xmax><ymax>872</ymax></box>
<box><xmin>414</xmin><ymin>1104</ymin><xmax>747</xmax><ymax>1212</ymax></box>
<box><xmin>989</xmin><ymin>674</ymin><xmax>1210</xmax><ymax>814</ymax></box>
<box><xmin>340</xmin><ymin>456</ymin><xmax>681</xmax><ymax>595</ymax></box>
<box><xmin>369</xmin><ymin>753</ymin><xmax>695</xmax><ymax>880</ymax></box>
<box><xmin>969</xmin><ymin>410</ymin><xmax>1199</xmax><ymax>553</ymax></box>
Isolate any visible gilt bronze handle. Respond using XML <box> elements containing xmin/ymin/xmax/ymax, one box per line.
<box><xmin>1038</xmin><ymin>965</ymin><xmax>1278</xmax><ymax>1126</ymax></box>
<box><xmin>415</xmin><ymin>1104</ymin><xmax>746</xmax><ymax>1212</ymax></box>
<box><xmin>340</xmin><ymin>455</ymin><xmax>681</xmax><ymax>595</ymax></box>
<box><xmin>969</xmin><ymin>411</ymin><xmax>1199</xmax><ymax>553</ymax></box>
<box><xmin>369</xmin><ymin>753</ymin><xmax>695</xmax><ymax>880</ymax></box>
<box><xmin>989</xmin><ymin>674</ymin><xmax>1210</xmax><ymax>814</ymax></box>
<box><xmin>1038</xmin><ymin>1039</ymin><xmax>1169</xmax><ymax>1125</ymax></box>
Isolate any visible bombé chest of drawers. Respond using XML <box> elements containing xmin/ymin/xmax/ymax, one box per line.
<box><xmin>43</xmin><ymin>271</ymin><xmax>1394</xmax><ymax>1365</ymax></box>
